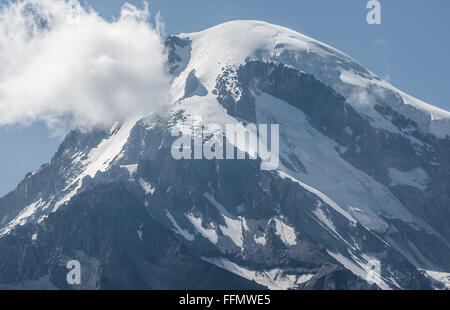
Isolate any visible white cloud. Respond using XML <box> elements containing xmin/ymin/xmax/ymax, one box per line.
<box><xmin>0</xmin><ymin>0</ymin><xmax>172</xmax><ymax>132</ymax></box>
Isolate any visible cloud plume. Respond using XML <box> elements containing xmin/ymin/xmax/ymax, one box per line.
<box><xmin>0</xmin><ymin>0</ymin><xmax>171</xmax><ymax>132</ymax></box>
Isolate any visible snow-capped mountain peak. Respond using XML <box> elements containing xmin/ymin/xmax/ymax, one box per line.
<box><xmin>174</xmin><ymin>20</ymin><xmax>450</xmax><ymax>138</ymax></box>
<box><xmin>0</xmin><ymin>20</ymin><xmax>449</xmax><ymax>290</ymax></box>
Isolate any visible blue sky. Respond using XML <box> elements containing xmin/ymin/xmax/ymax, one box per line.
<box><xmin>0</xmin><ymin>0</ymin><xmax>449</xmax><ymax>196</ymax></box>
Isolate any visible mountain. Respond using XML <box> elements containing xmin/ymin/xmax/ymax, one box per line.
<box><xmin>0</xmin><ymin>20</ymin><xmax>450</xmax><ymax>289</ymax></box>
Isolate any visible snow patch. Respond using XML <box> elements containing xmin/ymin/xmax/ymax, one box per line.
<box><xmin>423</xmin><ymin>270</ymin><xmax>450</xmax><ymax>289</ymax></box>
<box><xmin>254</xmin><ymin>234</ymin><xmax>267</xmax><ymax>246</ymax></box>
<box><xmin>186</xmin><ymin>213</ymin><xmax>218</xmax><ymax>244</ymax></box>
<box><xmin>139</xmin><ymin>178</ymin><xmax>155</xmax><ymax>195</ymax></box>
<box><xmin>0</xmin><ymin>198</ymin><xmax>44</xmax><ymax>236</ymax></box>
<box><xmin>313</xmin><ymin>204</ymin><xmax>337</xmax><ymax>234</ymax></box>
<box><xmin>52</xmin><ymin>118</ymin><xmax>138</xmax><ymax>212</ymax></box>
<box><xmin>82</xmin><ymin>119</ymin><xmax>136</xmax><ymax>178</ymax></box>
<box><xmin>388</xmin><ymin>167</ymin><xmax>430</xmax><ymax>190</ymax></box>
<box><xmin>121</xmin><ymin>164</ymin><xmax>137</xmax><ymax>176</ymax></box>
<box><xmin>339</xmin><ymin>68</ymin><xmax>369</xmax><ymax>88</ymax></box>
<box><xmin>137</xmin><ymin>223</ymin><xmax>144</xmax><ymax>242</ymax></box>
<box><xmin>202</xmin><ymin>257</ymin><xmax>313</xmax><ymax>290</ymax></box>
<box><xmin>273</xmin><ymin>218</ymin><xmax>297</xmax><ymax>246</ymax></box>
<box><xmin>166</xmin><ymin>210</ymin><xmax>195</xmax><ymax>241</ymax></box>
<box><xmin>327</xmin><ymin>251</ymin><xmax>392</xmax><ymax>290</ymax></box>
<box><xmin>203</xmin><ymin>193</ymin><xmax>245</xmax><ymax>248</ymax></box>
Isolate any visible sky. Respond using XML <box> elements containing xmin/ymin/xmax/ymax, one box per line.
<box><xmin>0</xmin><ymin>0</ymin><xmax>449</xmax><ymax>196</ymax></box>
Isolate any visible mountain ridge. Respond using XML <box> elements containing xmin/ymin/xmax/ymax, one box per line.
<box><xmin>0</xmin><ymin>20</ymin><xmax>449</xmax><ymax>289</ymax></box>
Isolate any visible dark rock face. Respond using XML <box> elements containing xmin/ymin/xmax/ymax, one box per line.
<box><xmin>0</xmin><ymin>118</ymin><xmax>432</xmax><ymax>289</ymax></box>
<box><xmin>165</xmin><ymin>35</ymin><xmax>192</xmax><ymax>75</ymax></box>
<box><xmin>0</xmin><ymin>182</ymin><xmax>265</xmax><ymax>289</ymax></box>
<box><xmin>183</xmin><ymin>69</ymin><xmax>208</xmax><ymax>99</ymax></box>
